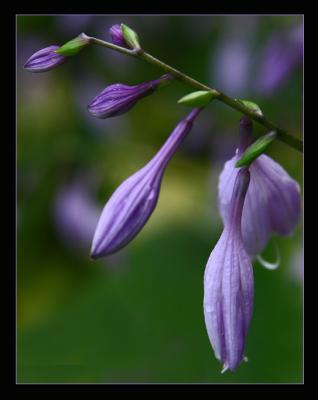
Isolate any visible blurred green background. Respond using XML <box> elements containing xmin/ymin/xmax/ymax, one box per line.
<box><xmin>17</xmin><ymin>15</ymin><xmax>303</xmax><ymax>383</ymax></box>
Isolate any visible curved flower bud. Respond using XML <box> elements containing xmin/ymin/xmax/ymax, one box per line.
<box><xmin>218</xmin><ymin>117</ymin><xmax>301</xmax><ymax>256</ymax></box>
<box><xmin>91</xmin><ymin>108</ymin><xmax>202</xmax><ymax>258</ymax></box>
<box><xmin>88</xmin><ymin>74</ymin><xmax>174</xmax><ymax>119</ymax></box>
<box><xmin>24</xmin><ymin>45</ymin><xmax>66</xmax><ymax>72</ymax></box>
<box><xmin>109</xmin><ymin>24</ymin><xmax>127</xmax><ymax>47</ymax></box>
<box><xmin>204</xmin><ymin>168</ymin><xmax>254</xmax><ymax>372</ymax></box>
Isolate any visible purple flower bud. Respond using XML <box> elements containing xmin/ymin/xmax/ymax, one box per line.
<box><xmin>88</xmin><ymin>74</ymin><xmax>173</xmax><ymax>119</ymax></box>
<box><xmin>204</xmin><ymin>168</ymin><xmax>254</xmax><ymax>372</ymax></box>
<box><xmin>109</xmin><ymin>24</ymin><xmax>127</xmax><ymax>47</ymax></box>
<box><xmin>218</xmin><ymin>117</ymin><xmax>301</xmax><ymax>256</ymax></box>
<box><xmin>24</xmin><ymin>45</ymin><xmax>66</xmax><ymax>72</ymax></box>
<box><xmin>91</xmin><ymin>108</ymin><xmax>202</xmax><ymax>258</ymax></box>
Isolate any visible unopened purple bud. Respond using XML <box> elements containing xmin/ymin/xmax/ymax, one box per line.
<box><xmin>24</xmin><ymin>45</ymin><xmax>66</xmax><ymax>72</ymax></box>
<box><xmin>109</xmin><ymin>24</ymin><xmax>127</xmax><ymax>47</ymax></box>
<box><xmin>204</xmin><ymin>168</ymin><xmax>254</xmax><ymax>372</ymax></box>
<box><xmin>218</xmin><ymin>117</ymin><xmax>301</xmax><ymax>256</ymax></box>
<box><xmin>88</xmin><ymin>74</ymin><xmax>174</xmax><ymax>119</ymax></box>
<box><xmin>90</xmin><ymin>108</ymin><xmax>202</xmax><ymax>258</ymax></box>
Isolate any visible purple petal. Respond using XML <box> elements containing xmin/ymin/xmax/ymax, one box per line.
<box><xmin>253</xmin><ymin>155</ymin><xmax>301</xmax><ymax>236</ymax></box>
<box><xmin>218</xmin><ymin>153</ymin><xmax>301</xmax><ymax>257</ymax></box>
<box><xmin>241</xmin><ymin>162</ymin><xmax>272</xmax><ymax>256</ymax></box>
<box><xmin>24</xmin><ymin>45</ymin><xmax>66</xmax><ymax>72</ymax></box>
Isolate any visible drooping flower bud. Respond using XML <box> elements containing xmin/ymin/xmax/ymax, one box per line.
<box><xmin>218</xmin><ymin>117</ymin><xmax>301</xmax><ymax>257</ymax></box>
<box><xmin>109</xmin><ymin>24</ymin><xmax>127</xmax><ymax>47</ymax></box>
<box><xmin>88</xmin><ymin>74</ymin><xmax>174</xmax><ymax>119</ymax></box>
<box><xmin>24</xmin><ymin>45</ymin><xmax>67</xmax><ymax>72</ymax></box>
<box><xmin>90</xmin><ymin>108</ymin><xmax>202</xmax><ymax>258</ymax></box>
<box><xmin>204</xmin><ymin>168</ymin><xmax>254</xmax><ymax>372</ymax></box>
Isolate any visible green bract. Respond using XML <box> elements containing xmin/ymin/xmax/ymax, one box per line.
<box><xmin>55</xmin><ymin>33</ymin><xmax>90</xmax><ymax>56</ymax></box>
<box><xmin>235</xmin><ymin>131</ymin><xmax>277</xmax><ymax>168</ymax></box>
<box><xmin>237</xmin><ymin>99</ymin><xmax>263</xmax><ymax>116</ymax></box>
<box><xmin>121</xmin><ymin>24</ymin><xmax>141</xmax><ymax>49</ymax></box>
<box><xmin>178</xmin><ymin>90</ymin><xmax>218</xmax><ymax>107</ymax></box>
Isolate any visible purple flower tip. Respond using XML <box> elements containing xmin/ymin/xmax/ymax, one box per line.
<box><xmin>24</xmin><ymin>45</ymin><xmax>66</xmax><ymax>72</ymax></box>
<box><xmin>90</xmin><ymin>108</ymin><xmax>201</xmax><ymax>258</ymax></box>
<box><xmin>204</xmin><ymin>168</ymin><xmax>254</xmax><ymax>372</ymax></box>
<box><xmin>109</xmin><ymin>24</ymin><xmax>127</xmax><ymax>47</ymax></box>
<box><xmin>88</xmin><ymin>75</ymin><xmax>171</xmax><ymax>119</ymax></box>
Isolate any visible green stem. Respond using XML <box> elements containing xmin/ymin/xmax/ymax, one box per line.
<box><xmin>89</xmin><ymin>37</ymin><xmax>137</xmax><ymax>57</ymax></box>
<box><xmin>88</xmin><ymin>36</ymin><xmax>303</xmax><ymax>153</ymax></box>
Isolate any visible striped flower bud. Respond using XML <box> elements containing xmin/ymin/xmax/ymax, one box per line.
<box><xmin>90</xmin><ymin>108</ymin><xmax>202</xmax><ymax>258</ymax></box>
<box><xmin>109</xmin><ymin>24</ymin><xmax>127</xmax><ymax>47</ymax></box>
<box><xmin>24</xmin><ymin>45</ymin><xmax>66</xmax><ymax>72</ymax></box>
<box><xmin>88</xmin><ymin>74</ymin><xmax>174</xmax><ymax>119</ymax></box>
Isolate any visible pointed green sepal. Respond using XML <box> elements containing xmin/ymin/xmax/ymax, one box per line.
<box><xmin>178</xmin><ymin>90</ymin><xmax>218</xmax><ymax>107</ymax></box>
<box><xmin>121</xmin><ymin>24</ymin><xmax>141</xmax><ymax>50</ymax></box>
<box><xmin>55</xmin><ymin>33</ymin><xmax>91</xmax><ymax>56</ymax></box>
<box><xmin>235</xmin><ymin>131</ymin><xmax>277</xmax><ymax>168</ymax></box>
<box><xmin>237</xmin><ymin>99</ymin><xmax>263</xmax><ymax>116</ymax></box>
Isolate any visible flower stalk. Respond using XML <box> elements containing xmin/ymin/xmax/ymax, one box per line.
<box><xmin>86</xmin><ymin>35</ymin><xmax>303</xmax><ymax>153</ymax></box>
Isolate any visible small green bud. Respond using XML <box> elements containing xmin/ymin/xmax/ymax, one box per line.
<box><xmin>178</xmin><ymin>90</ymin><xmax>218</xmax><ymax>107</ymax></box>
<box><xmin>237</xmin><ymin>99</ymin><xmax>263</xmax><ymax>116</ymax></box>
<box><xmin>235</xmin><ymin>131</ymin><xmax>277</xmax><ymax>168</ymax></box>
<box><xmin>55</xmin><ymin>33</ymin><xmax>91</xmax><ymax>56</ymax></box>
<box><xmin>121</xmin><ymin>24</ymin><xmax>141</xmax><ymax>50</ymax></box>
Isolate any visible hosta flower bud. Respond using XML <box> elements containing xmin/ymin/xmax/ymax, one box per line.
<box><xmin>204</xmin><ymin>168</ymin><xmax>254</xmax><ymax>372</ymax></box>
<box><xmin>91</xmin><ymin>108</ymin><xmax>202</xmax><ymax>258</ymax></box>
<box><xmin>218</xmin><ymin>117</ymin><xmax>301</xmax><ymax>256</ymax></box>
<box><xmin>109</xmin><ymin>24</ymin><xmax>127</xmax><ymax>47</ymax></box>
<box><xmin>88</xmin><ymin>74</ymin><xmax>174</xmax><ymax>119</ymax></box>
<box><xmin>24</xmin><ymin>45</ymin><xmax>66</xmax><ymax>72</ymax></box>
